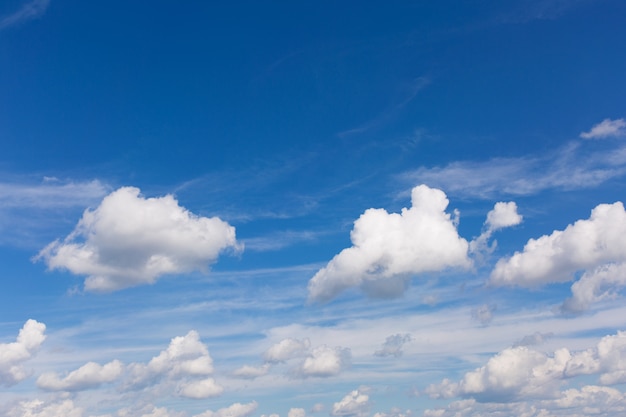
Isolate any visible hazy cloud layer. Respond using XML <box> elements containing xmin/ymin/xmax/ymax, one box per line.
<box><xmin>308</xmin><ymin>185</ymin><xmax>470</xmax><ymax>302</ymax></box>
<box><xmin>36</xmin><ymin>187</ymin><xmax>240</xmax><ymax>292</ymax></box>
<box><xmin>491</xmin><ymin>202</ymin><xmax>626</xmax><ymax>287</ymax></box>
<box><xmin>0</xmin><ymin>319</ymin><xmax>46</xmax><ymax>387</ymax></box>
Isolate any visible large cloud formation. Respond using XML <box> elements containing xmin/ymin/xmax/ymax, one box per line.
<box><xmin>0</xmin><ymin>319</ymin><xmax>46</xmax><ymax>386</ymax></box>
<box><xmin>308</xmin><ymin>185</ymin><xmax>470</xmax><ymax>302</ymax></box>
<box><xmin>490</xmin><ymin>202</ymin><xmax>626</xmax><ymax>288</ymax></box>
<box><xmin>36</xmin><ymin>187</ymin><xmax>240</xmax><ymax>292</ymax></box>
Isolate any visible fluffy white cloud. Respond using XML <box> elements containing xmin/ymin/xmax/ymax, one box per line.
<box><xmin>7</xmin><ymin>398</ymin><xmax>83</xmax><ymax>417</ymax></box>
<box><xmin>233</xmin><ymin>364</ymin><xmax>270</xmax><ymax>379</ymax></box>
<box><xmin>36</xmin><ymin>359</ymin><xmax>123</xmax><ymax>391</ymax></box>
<box><xmin>264</xmin><ymin>338</ymin><xmax>310</xmax><ymax>363</ymax></box>
<box><xmin>490</xmin><ymin>202</ymin><xmax>626</xmax><ymax>287</ymax></box>
<box><xmin>193</xmin><ymin>401</ymin><xmax>258</xmax><ymax>417</ymax></box>
<box><xmin>331</xmin><ymin>388</ymin><xmax>370</xmax><ymax>417</ymax></box>
<box><xmin>426</xmin><ymin>330</ymin><xmax>626</xmax><ymax>403</ymax></box>
<box><xmin>297</xmin><ymin>345</ymin><xmax>351</xmax><ymax>377</ymax></box>
<box><xmin>562</xmin><ymin>262</ymin><xmax>626</xmax><ymax>312</ymax></box>
<box><xmin>374</xmin><ymin>333</ymin><xmax>412</xmax><ymax>358</ymax></box>
<box><xmin>112</xmin><ymin>404</ymin><xmax>185</xmax><ymax>417</ymax></box>
<box><xmin>177</xmin><ymin>377</ymin><xmax>224</xmax><ymax>399</ymax></box>
<box><xmin>288</xmin><ymin>408</ymin><xmax>306</xmax><ymax>417</ymax></box>
<box><xmin>36</xmin><ymin>187</ymin><xmax>240</xmax><ymax>292</ymax></box>
<box><xmin>469</xmin><ymin>202</ymin><xmax>522</xmax><ymax>257</ymax></box>
<box><xmin>125</xmin><ymin>330</ymin><xmax>221</xmax><ymax>398</ymax></box>
<box><xmin>373</xmin><ymin>407</ymin><xmax>412</xmax><ymax>417</ymax></box>
<box><xmin>308</xmin><ymin>185</ymin><xmax>470</xmax><ymax>302</ymax></box>
<box><xmin>0</xmin><ymin>319</ymin><xmax>46</xmax><ymax>386</ymax></box>
<box><xmin>580</xmin><ymin>118</ymin><xmax>626</xmax><ymax>139</ymax></box>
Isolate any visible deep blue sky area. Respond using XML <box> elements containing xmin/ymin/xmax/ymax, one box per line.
<box><xmin>2</xmin><ymin>1</ymin><xmax>626</xmax><ymax>416</ymax></box>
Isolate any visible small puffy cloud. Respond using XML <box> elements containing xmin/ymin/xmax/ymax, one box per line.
<box><xmin>580</xmin><ymin>118</ymin><xmax>626</xmax><ymax>139</ymax></box>
<box><xmin>373</xmin><ymin>407</ymin><xmax>413</xmax><ymax>417</ymax></box>
<box><xmin>264</xmin><ymin>338</ymin><xmax>310</xmax><ymax>363</ymax></box>
<box><xmin>37</xmin><ymin>360</ymin><xmax>123</xmax><ymax>391</ymax></box>
<box><xmin>0</xmin><ymin>319</ymin><xmax>46</xmax><ymax>386</ymax></box>
<box><xmin>562</xmin><ymin>262</ymin><xmax>626</xmax><ymax>313</ymax></box>
<box><xmin>311</xmin><ymin>403</ymin><xmax>325</xmax><ymax>413</ymax></box>
<box><xmin>193</xmin><ymin>401</ymin><xmax>258</xmax><ymax>417</ymax></box>
<box><xmin>288</xmin><ymin>408</ymin><xmax>306</xmax><ymax>417</ymax></box>
<box><xmin>471</xmin><ymin>304</ymin><xmax>495</xmax><ymax>325</ymax></box>
<box><xmin>513</xmin><ymin>332</ymin><xmax>554</xmax><ymax>347</ymax></box>
<box><xmin>178</xmin><ymin>377</ymin><xmax>224</xmax><ymax>399</ymax></box>
<box><xmin>233</xmin><ymin>364</ymin><xmax>270</xmax><ymax>379</ymax></box>
<box><xmin>297</xmin><ymin>345</ymin><xmax>351</xmax><ymax>378</ymax></box>
<box><xmin>332</xmin><ymin>388</ymin><xmax>370</xmax><ymax>417</ymax></box>
<box><xmin>485</xmin><ymin>202</ymin><xmax>522</xmax><ymax>232</ymax></box>
<box><xmin>7</xmin><ymin>398</ymin><xmax>83</xmax><ymax>417</ymax></box>
<box><xmin>112</xmin><ymin>404</ymin><xmax>185</xmax><ymax>417</ymax></box>
<box><xmin>36</xmin><ymin>187</ymin><xmax>240</xmax><ymax>292</ymax></box>
<box><xmin>308</xmin><ymin>185</ymin><xmax>470</xmax><ymax>302</ymax></box>
<box><xmin>490</xmin><ymin>202</ymin><xmax>626</xmax><ymax>287</ymax></box>
<box><xmin>374</xmin><ymin>334</ymin><xmax>412</xmax><ymax>358</ymax></box>
<box><xmin>125</xmin><ymin>330</ymin><xmax>221</xmax><ymax>398</ymax></box>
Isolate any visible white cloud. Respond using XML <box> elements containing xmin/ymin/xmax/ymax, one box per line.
<box><xmin>288</xmin><ymin>408</ymin><xmax>306</xmax><ymax>417</ymax></box>
<box><xmin>490</xmin><ymin>202</ymin><xmax>626</xmax><ymax>287</ymax></box>
<box><xmin>426</xmin><ymin>330</ymin><xmax>626</xmax><ymax>403</ymax></box>
<box><xmin>36</xmin><ymin>187</ymin><xmax>240</xmax><ymax>292</ymax></box>
<box><xmin>374</xmin><ymin>334</ymin><xmax>412</xmax><ymax>358</ymax></box>
<box><xmin>177</xmin><ymin>377</ymin><xmax>224</xmax><ymax>399</ymax></box>
<box><xmin>469</xmin><ymin>201</ymin><xmax>522</xmax><ymax>257</ymax></box>
<box><xmin>112</xmin><ymin>404</ymin><xmax>185</xmax><ymax>417</ymax></box>
<box><xmin>0</xmin><ymin>179</ymin><xmax>108</xmax><ymax>209</ymax></box>
<box><xmin>402</xmin><ymin>142</ymin><xmax>626</xmax><ymax>199</ymax></box>
<box><xmin>581</xmin><ymin>118</ymin><xmax>626</xmax><ymax>139</ymax></box>
<box><xmin>562</xmin><ymin>262</ymin><xmax>626</xmax><ymax>313</ymax></box>
<box><xmin>331</xmin><ymin>388</ymin><xmax>370</xmax><ymax>417</ymax></box>
<box><xmin>297</xmin><ymin>345</ymin><xmax>351</xmax><ymax>377</ymax></box>
<box><xmin>36</xmin><ymin>359</ymin><xmax>123</xmax><ymax>391</ymax></box>
<box><xmin>0</xmin><ymin>0</ymin><xmax>49</xmax><ymax>30</ymax></box>
<box><xmin>513</xmin><ymin>332</ymin><xmax>554</xmax><ymax>347</ymax></box>
<box><xmin>0</xmin><ymin>319</ymin><xmax>46</xmax><ymax>386</ymax></box>
<box><xmin>373</xmin><ymin>407</ymin><xmax>412</xmax><ymax>417</ymax></box>
<box><xmin>7</xmin><ymin>398</ymin><xmax>83</xmax><ymax>417</ymax></box>
<box><xmin>264</xmin><ymin>338</ymin><xmax>310</xmax><ymax>363</ymax></box>
<box><xmin>233</xmin><ymin>364</ymin><xmax>270</xmax><ymax>379</ymax></box>
<box><xmin>470</xmin><ymin>304</ymin><xmax>495</xmax><ymax>325</ymax></box>
<box><xmin>308</xmin><ymin>185</ymin><xmax>470</xmax><ymax>302</ymax></box>
<box><xmin>125</xmin><ymin>330</ymin><xmax>221</xmax><ymax>397</ymax></box>
<box><xmin>193</xmin><ymin>401</ymin><xmax>258</xmax><ymax>417</ymax></box>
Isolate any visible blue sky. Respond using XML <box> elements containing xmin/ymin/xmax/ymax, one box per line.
<box><xmin>2</xmin><ymin>0</ymin><xmax>626</xmax><ymax>416</ymax></box>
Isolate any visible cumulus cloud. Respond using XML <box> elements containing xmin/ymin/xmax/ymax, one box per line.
<box><xmin>308</xmin><ymin>185</ymin><xmax>470</xmax><ymax>302</ymax></box>
<box><xmin>471</xmin><ymin>304</ymin><xmax>496</xmax><ymax>325</ymax></box>
<box><xmin>490</xmin><ymin>202</ymin><xmax>626</xmax><ymax>287</ymax></box>
<box><xmin>331</xmin><ymin>388</ymin><xmax>370</xmax><ymax>417</ymax></box>
<box><xmin>264</xmin><ymin>338</ymin><xmax>310</xmax><ymax>363</ymax></box>
<box><xmin>0</xmin><ymin>319</ymin><xmax>46</xmax><ymax>386</ymax></box>
<box><xmin>426</xmin><ymin>330</ymin><xmax>626</xmax><ymax>403</ymax></box>
<box><xmin>125</xmin><ymin>330</ymin><xmax>221</xmax><ymax>398</ymax></box>
<box><xmin>580</xmin><ymin>118</ymin><xmax>626</xmax><ymax>139</ymax></box>
<box><xmin>297</xmin><ymin>345</ymin><xmax>351</xmax><ymax>377</ymax></box>
<box><xmin>288</xmin><ymin>408</ymin><xmax>306</xmax><ymax>417</ymax></box>
<box><xmin>373</xmin><ymin>407</ymin><xmax>412</xmax><ymax>417</ymax></box>
<box><xmin>374</xmin><ymin>334</ymin><xmax>412</xmax><ymax>358</ymax></box>
<box><xmin>562</xmin><ymin>262</ymin><xmax>626</xmax><ymax>313</ymax></box>
<box><xmin>233</xmin><ymin>364</ymin><xmax>270</xmax><ymax>379</ymax></box>
<box><xmin>0</xmin><ymin>0</ymin><xmax>49</xmax><ymax>30</ymax></box>
<box><xmin>193</xmin><ymin>401</ymin><xmax>258</xmax><ymax>417</ymax></box>
<box><xmin>36</xmin><ymin>359</ymin><xmax>123</xmax><ymax>391</ymax></box>
<box><xmin>36</xmin><ymin>187</ymin><xmax>240</xmax><ymax>292</ymax></box>
<box><xmin>7</xmin><ymin>398</ymin><xmax>83</xmax><ymax>417</ymax></box>
<box><xmin>469</xmin><ymin>202</ymin><xmax>522</xmax><ymax>258</ymax></box>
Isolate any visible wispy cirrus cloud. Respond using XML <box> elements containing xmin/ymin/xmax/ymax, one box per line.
<box><xmin>581</xmin><ymin>118</ymin><xmax>626</xmax><ymax>139</ymax></box>
<box><xmin>402</xmin><ymin>141</ymin><xmax>626</xmax><ymax>199</ymax></box>
<box><xmin>0</xmin><ymin>0</ymin><xmax>49</xmax><ymax>30</ymax></box>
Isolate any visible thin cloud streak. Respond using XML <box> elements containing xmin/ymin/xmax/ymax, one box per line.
<box><xmin>0</xmin><ymin>0</ymin><xmax>49</xmax><ymax>30</ymax></box>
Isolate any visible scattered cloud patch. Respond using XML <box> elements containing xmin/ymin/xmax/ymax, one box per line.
<box><xmin>331</xmin><ymin>388</ymin><xmax>371</xmax><ymax>417</ymax></box>
<box><xmin>0</xmin><ymin>0</ymin><xmax>49</xmax><ymax>30</ymax></box>
<box><xmin>513</xmin><ymin>332</ymin><xmax>554</xmax><ymax>347</ymax></box>
<box><xmin>308</xmin><ymin>185</ymin><xmax>470</xmax><ymax>302</ymax></box>
<box><xmin>471</xmin><ymin>304</ymin><xmax>496</xmax><ymax>325</ymax></box>
<box><xmin>193</xmin><ymin>401</ymin><xmax>258</xmax><ymax>417</ymax></box>
<box><xmin>581</xmin><ymin>118</ymin><xmax>626</xmax><ymax>139</ymax></box>
<box><xmin>491</xmin><ymin>202</ymin><xmax>626</xmax><ymax>287</ymax></box>
<box><xmin>374</xmin><ymin>334</ymin><xmax>412</xmax><ymax>358</ymax></box>
<box><xmin>232</xmin><ymin>364</ymin><xmax>270</xmax><ymax>379</ymax></box>
<box><xmin>36</xmin><ymin>187</ymin><xmax>240</xmax><ymax>292</ymax></box>
<box><xmin>36</xmin><ymin>360</ymin><xmax>123</xmax><ymax>391</ymax></box>
<box><xmin>7</xmin><ymin>398</ymin><xmax>83</xmax><ymax>417</ymax></box>
<box><xmin>297</xmin><ymin>345</ymin><xmax>351</xmax><ymax>378</ymax></box>
<box><xmin>0</xmin><ymin>319</ymin><xmax>46</xmax><ymax>387</ymax></box>
<box><xmin>470</xmin><ymin>202</ymin><xmax>522</xmax><ymax>257</ymax></box>
<box><xmin>264</xmin><ymin>338</ymin><xmax>310</xmax><ymax>363</ymax></box>
<box><xmin>288</xmin><ymin>408</ymin><xmax>307</xmax><ymax>417</ymax></box>
<box><xmin>562</xmin><ymin>262</ymin><xmax>626</xmax><ymax>313</ymax></box>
